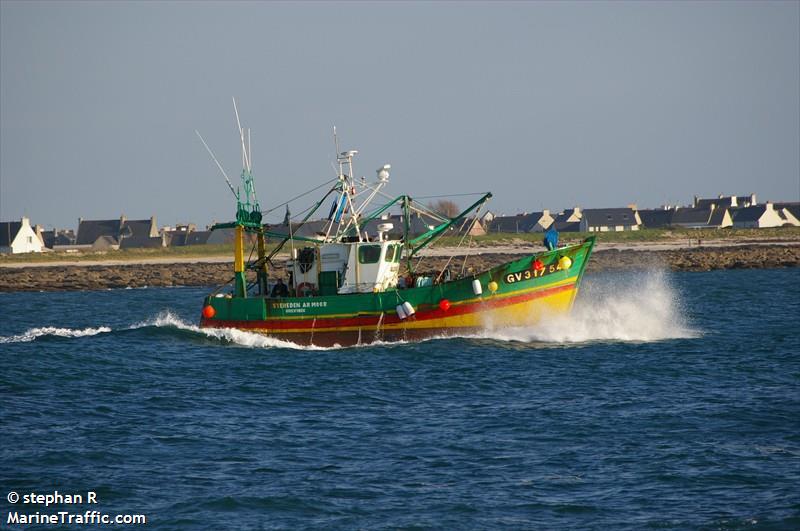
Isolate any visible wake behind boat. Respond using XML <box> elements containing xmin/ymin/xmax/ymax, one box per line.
<box><xmin>198</xmin><ymin>101</ymin><xmax>594</xmax><ymax>346</ymax></box>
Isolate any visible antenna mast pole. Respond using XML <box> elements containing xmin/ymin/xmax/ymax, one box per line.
<box><xmin>195</xmin><ymin>130</ymin><xmax>237</xmax><ymax>198</ymax></box>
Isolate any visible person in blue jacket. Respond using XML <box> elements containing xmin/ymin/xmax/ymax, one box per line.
<box><xmin>543</xmin><ymin>227</ymin><xmax>559</xmax><ymax>251</ymax></box>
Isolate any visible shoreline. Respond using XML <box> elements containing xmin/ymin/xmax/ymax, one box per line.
<box><xmin>1</xmin><ymin>243</ymin><xmax>798</xmax><ymax>293</ymax></box>
<box><xmin>1</xmin><ymin>237</ymin><xmax>798</xmax><ymax>269</ymax></box>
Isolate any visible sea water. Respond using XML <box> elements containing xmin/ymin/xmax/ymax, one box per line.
<box><xmin>1</xmin><ymin>268</ymin><xmax>798</xmax><ymax>529</ymax></box>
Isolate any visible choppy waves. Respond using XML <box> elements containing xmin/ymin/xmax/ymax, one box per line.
<box><xmin>134</xmin><ymin>312</ymin><xmax>329</xmax><ymax>350</ymax></box>
<box><xmin>0</xmin><ymin>312</ymin><xmax>326</xmax><ymax>350</ymax></box>
<box><xmin>0</xmin><ymin>326</ymin><xmax>112</xmax><ymax>344</ymax></box>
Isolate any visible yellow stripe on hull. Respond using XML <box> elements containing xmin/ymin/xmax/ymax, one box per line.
<box><xmin>245</xmin><ymin>284</ymin><xmax>578</xmax><ymax>335</ymax></box>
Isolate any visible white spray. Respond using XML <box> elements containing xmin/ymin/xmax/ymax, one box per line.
<box><xmin>479</xmin><ymin>269</ymin><xmax>699</xmax><ymax>344</ymax></box>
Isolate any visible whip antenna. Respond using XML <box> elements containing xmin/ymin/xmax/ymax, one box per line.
<box><xmin>232</xmin><ymin>97</ymin><xmax>251</xmax><ymax>172</ymax></box>
<box><xmin>195</xmin><ymin>130</ymin><xmax>237</xmax><ymax>198</ymax></box>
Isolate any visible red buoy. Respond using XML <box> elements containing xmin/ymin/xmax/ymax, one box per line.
<box><xmin>439</xmin><ymin>299</ymin><xmax>451</xmax><ymax>311</ymax></box>
<box><xmin>202</xmin><ymin>305</ymin><xmax>216</xmax><ymax>319</ymax></box>
<box><xmin>533</xmin><ymin>259</ymin><xmax>544</xmax><ymax>271</ymax></box>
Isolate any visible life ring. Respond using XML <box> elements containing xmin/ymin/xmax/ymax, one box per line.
<box><xmin>296</xmin><ymin>282</ymin><xmax>314</xmax><ymax>297</ymax></box>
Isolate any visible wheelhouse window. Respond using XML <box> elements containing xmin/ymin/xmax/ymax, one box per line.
<box><xmin>358</xmin><ymin>245</ymin><xmax>382</xmax><ymax>264</ymax></box>
<box><xmin>392</xmin><ymin>244</ymin><xmax>402</xmax><ymax>263</ymax></box>
<box><xmin>385</xmin><ymin>244</ymin><xmax>402</xmax><ymax>263</ymax></box>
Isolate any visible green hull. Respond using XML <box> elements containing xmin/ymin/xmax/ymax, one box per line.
<box><xmin>200</xmin><ymin>237</ymin><xmax>595</xmax><ymax>346</ymax></box>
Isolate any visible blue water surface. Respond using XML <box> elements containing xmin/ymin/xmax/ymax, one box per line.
<box><xmin>1</xmin><ymin>268</ymin><xmax>798</xmax><ymax>529</ymax></box>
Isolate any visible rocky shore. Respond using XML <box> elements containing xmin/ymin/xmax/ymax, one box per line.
<box><xmin>1</xmin><ymin>244</ymin><xmax>798</xmax><ymax>293</ymax></box>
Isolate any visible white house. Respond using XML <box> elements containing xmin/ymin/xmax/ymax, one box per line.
<box><xmin>0</xmin><ymin>217</ymin><xmax>45</xmax><ymax>254</ymax></box>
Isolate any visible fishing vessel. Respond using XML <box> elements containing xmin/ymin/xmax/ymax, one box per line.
<box><xmin>198</xmin><ymin>102</ymin><xmax>595</xmax><ymax>346</ymax></box>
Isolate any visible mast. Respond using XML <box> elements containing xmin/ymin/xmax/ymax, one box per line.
<box><xmin>206</xmin><ymin>98</ymin><xmax>264</xmax><ymax>298</ymax></box>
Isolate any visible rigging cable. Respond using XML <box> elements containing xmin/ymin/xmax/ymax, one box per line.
<box><xmin>261</xmin><ymin>177</ymin><xmax>339</xmax><ymax>215</ymax></box>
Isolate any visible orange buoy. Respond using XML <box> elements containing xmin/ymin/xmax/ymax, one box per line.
<box><xmin>533</xmin><ymin>259</ymin><xmax>544</xmax><ymax>271</ymax></box>
<box><xmin>439</xmin><ymin>299</ymin><xmax>451</xmax><ymax>311</ymax></box>
<box><xmin>202</xmin><ymin>305</ymin><xmax>216</xmax><ymax>319</ymax></box>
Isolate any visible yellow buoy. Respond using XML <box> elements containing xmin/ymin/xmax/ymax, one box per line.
<box><xmin>558</xmin><ymin>256</ymin><xmax>572</xmax><ymax>270</ymax></box>
<box><xmin>487</xmin><ymin>281</ymin><xmax>498</xmax><ymax>293</ymax></box>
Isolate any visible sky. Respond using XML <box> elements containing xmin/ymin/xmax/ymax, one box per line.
<box><xmin>1</xmin><ymin>0</ymin><xmax>798</xmax><ymax>229</ymax></box>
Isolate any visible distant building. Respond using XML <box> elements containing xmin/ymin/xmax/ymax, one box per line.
<box><xmin>163</xmin><ymin>224</ymin><xmax>195</xmax><ymax>246</ymax></box>
<box><xmin>486</xmin><ymin>211</ymin><xmax>554</xmax><ymax>233</ymax></box>
<box><xmin>41</xmin><ymin>229</ymin><xmax>76</xmax><ymax>249</ymax></box>
<box><xmin>731</xmin><ymin>203</ymin><xmax>785</xmax><ymax>228</ymax></box>
<box><xmin>0</xmin><ymin>216</ymin><xmax>45</xmax><ymax>254</ymax></box>
<box><xmin>119</xmin><ymin>217</ymin><xmax>165</xmax><ymax>249</ymax></box>
<box><xmin>694</xmin><ymin>193</ymin><xmax>757</xmax><ymax>210</ymax></box>
<box><xmin>579</xmin><ymin>208</ymin><xmax>641</xmax><ymax>232</ymax></box>
<box><xmin>184</xmin><ymin>231</ymin><xmax>213</xmax><ymax>245</ymax></box>
<box><xmin>773</xmin><ymin>203</ymin><xmax>800</xmax><ymax>227</ymax></box>
<box><xmin>551</xmin><ymin>207</ymin><xmax>582</xmax><ymax>232</ymax></box>
<box><xmin>164</xmin><ymin>224</ymin><xmax>215</xmax><ymax>246</ymax></box>
<box><xmin>75</xmin><ymin>215</ymin><xmax>164</xmax><ymax>250</ymax></box>
<box><xmin>207</xmin><ymin>227</ymin><xmax>241</xmax><ymax>245</ymax></box>
<box><xmin>75</xmin><ymin>217</ymin><xmax>125</xmax><ymax>249</ymax></box>
<box><xmin>637</xmin><ymin>208</ymin><xmax>674</xmax><ymax>229</ymax></box>
<box><xmin>707</xmin><ymin>206</ymin><xmax>733</xmax><ymax>228</ymax></box>
<box><xmin>670</xmin><ymin>206</ymin><xmax>732</xmax><ymax>229</ymax></box>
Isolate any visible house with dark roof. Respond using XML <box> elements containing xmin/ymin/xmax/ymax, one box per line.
<box><xmin>555</xmin><ymin>207</ymin><xmax>581</xmax><ymax>223</ymax></box>
<box><xmin>707</xmin><ymin>206</ymin><xmax>733</xmax><ymax>228</ymax></box>
<box><xmin>206</xmin><ymin>227</ymin><xmax>241</xmax><ymax>245</ymax></box>
<box><xmin>551</xmin><ymin>221</ymin><xmax>580</xmax><ymax>232</ymax></box>
<box><xmin>550</xmin><ymin>208</ymin><xmax>582</xmax><ymax>232</ymax></box>
<box><xmin>40</xmin><ymin>229</ymin><xmax>76</xmax><ymax>249</ymax></box>
<box><xmin>486</xmin><ymin>211</ymin><xmax>554</xmax><ymax>233</ymax></box>
<box><xmin>75</xmin><ymin>216</ymin><xmax>164</xmax><ymax>250</ymax></box>
<box><xmin>75</xmin><ymin>217</ymin><xmax>124</xmax><ymax>249</ymax></box>
<box><xmin>0</xmin><ymin>217</ymin><xmax>45</xmax><ymax>254</ymax></box>
<box><xmin>579</xmin><ymin>208</ymin><xmax>641</xmax><ymax>232</ymax></box>
<box><xmin>671</xmin><ymin>208</ymin><xmax>713</xmax><ymax>229</ymax></box>
<box><xmin>119</xmin><ymin>217</ymin><xmax>164</xmax><ymax>249</ymax></box>
<box><xmin>184</xmin><ymin>231</ymin><xmax>213</xmax><ymax>245</ymax></box>
<box><xmin>164</xmin><ymin>224</ymin><xmax>216</xmax><ymax>246</ymax></box>
<box><xmin>731</xmin><ymin>203</ymin><xmax>785</xmax><ymax>228</ymax></box>
<box><xmin>637</xmin><ymin>209</ymin><xmax>674</xmax><ymax>229</ymax></box>
<box><xmin>773</xmin><ymin>203</ymin><xmax>800</xmax><ymax>227</ymax></box>
<box><xmin>163</xmin><ymin>224</ymin><xmax>195</xmax><ymax>247</ymax></box>
<box><xmin>694</xmin><ymin>193</ymin><xmax>757</xmax><ymax>210</ymax></box>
